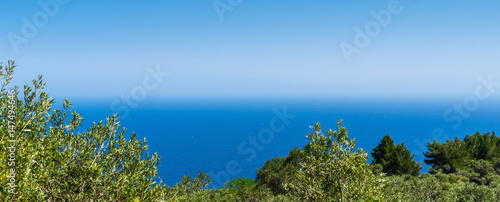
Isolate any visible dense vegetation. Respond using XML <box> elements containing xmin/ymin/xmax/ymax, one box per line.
<box><xmin>371</xmin><ymin>134</ymin><xmax>423</xmax><ymax>176</ymax></box>
<box><xmin>1</xmin><ymin>60</ymin><xmax>500</xmax><ymax>201</ymax></box>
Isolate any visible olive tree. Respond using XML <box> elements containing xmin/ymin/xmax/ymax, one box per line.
<box><xmin>256</xmin><ymin>120</ymin><xmax>395</xmax><ymax>201</ymax></box>
<box><xmin>286</xmin><ymin>120</ymin><xmax>392</xmax><ymax>201</ymax></box>
<box><xmin>0</xmin><ymin>61</ymin><xmax>167</xmax><ymax>201</ymax></box>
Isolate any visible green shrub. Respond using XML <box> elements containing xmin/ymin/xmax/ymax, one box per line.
<box><xmin>258</xmin><ymin>120</ymin><xmax>394</xmax><ymax>201</ymax></box>
<box><xmin>385</xmin><ymin>173</ymin><xmax>500</xmax><ymax>201</ymax></box>
<box><xmin>0</xmin><ymin>61</ymin><xmax>166</xmax><ymax>201</ymax></box>
<box><xmin>256</xmin><ymin>147</ymin><xmax>301</xmax><ymax>195</ymax></box>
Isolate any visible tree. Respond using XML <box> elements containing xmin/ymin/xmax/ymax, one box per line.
<box><xmin>390</xmin><ymin>142</ymin><xmax>422</xmax><ymax>176</ymax></box>
<box><xmin>256</xmin><ymin>147</ymin><xmax>301</xmax><ymax>195</ymax></box>
<box><xmin>424</xmin><ymin>137</ymin><xmax>469</xmax><ymax>174</ymax></box>
<box><xmin>0</xmin><ymin>61</ymin><xmax>168</xmax><ymax>200</ymax></box>
<box><xmin>372</xmin><ymin>134</ymin><xmax>396</xmax><ymax>174</ymax></box>
<box><xmin>171</xmin><ymin>171</ymin><xmax>212</xmax><ymax>195</ymax></box>
<box><xmin>283</xmin><ymin>120</ymin><xmax>391</xmax><ymax>201</ymax></box>
<box><xmin>424</xmin><ymin>132</ymin><xmax>499</xmax><ymax>175</ymax></box>
<box><xmin>464</xmin><ymin>132</ymin><xmax>499</xmax><ymax>161</ymax></box>
<box><xmin>372</xmin><ymin>134</ymin><xmax>422</xmax><ymax>176</ymax></box>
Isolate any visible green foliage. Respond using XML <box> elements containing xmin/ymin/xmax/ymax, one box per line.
<box><xmin>255</xmin><ymin>147</ymin><xmax>301</xmax><ymax>195</ymax></box>
<box><xmin>223</xmin><ymin>177</ymin><xmax>256</xmax><ymax>190</ymax></box>
<box><xmin>258</xmin><ymin>120</ymin><xmax>393</xmax><ymax>201</ymax></box>
<box><xmin>372</xmin><ymin>134</ymin><xmax>422</xmax><ymax>176</ymax></box>
<box><xmin>162</xmin><ymin>176</ymin><xmax>292</xmax><ymax>202</ymax></box>
<box><xmin>454</xmin><ymin>159</ymin><xmax>500</xmax><ymax>186</ymax></box>
<box><xmin>371</xmin><ymin>134</ymin><xmax>396</xmax><ymax>173</ymax></box>
<box><xmin>465</xmin><ymin>132</ymin><xmax>499</xmax><ymax>161</ymax></box>
<box><xmin>424</xmin><ymin>131</ymin><xmax>500</xmax><ymax>189</ymax></box>
<box><xmin>0</xmin><ymin>61</ymin><xmax>166</xmax><ymax>201</ymax></box>
<box><xmin>172</xmin><ymin>171</ymin><xmax>211</xmax><ymax>195</ymax></box>
<box><xmin>425</xmin><ymin>137</ymin><xmax>471</xmax><ymax>174</ymax></box>
<box><xmin>291</xmin><ymin>121</ymin><xmax>390</xmax><ymax>201</ymax></box>
<box><xmin>385</xmin><ymin>173</ymin><xmax>500</xmax><ymax>201</ymax></box>
<box><xmin>173</xmin><ymin>186</ymin><xmax>290</xmax><ymax>202</ymax></box>
<box><xmin>218</xmin><ymin>177</ymin><xmax>279</xmax><ymax>201</ymax></box>
<box><xmin>391</xmin><ymin>142</ymin><xmax>423</xmax><ymax>176</ymax></box>
<box><xmin>424</xmin><ymin>132</ymin><xmax>499</xmax><ymax>175</ymax></box>
<box><xmin>2</xmin><ymin>60</ymin><xmax>499</xmax><ymax>200</ymax></box>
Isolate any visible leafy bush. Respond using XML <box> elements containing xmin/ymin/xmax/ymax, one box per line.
<box><xmin>385</xmin><ymin>173</ymin><xmax>500</xmax><ymax>201</ymax></box>
<box><xmin>258</xmin><ymin>120</ymin><xmax>393</xmax><ymax>201</ymax></box>
<box><xmin>0</xmin><ymin>61</ymin><xmax>166</xmax><ymax>201</ymax></box>
<box><xmin>223</xmin><ymin>177</ymin><xmax>256</xmax><ymax>190</ymax></box>
<box><xmin>256</xmin><ymin>147</ymin><xmax>301</xmax><ymax>195</ymax></box>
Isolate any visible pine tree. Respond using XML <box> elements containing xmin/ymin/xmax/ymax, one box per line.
<box><xmin>372</xmin><ymin>134</ymin><xmax>422</xmax><ymax>176</ymax></box>
<box><xmin>390</xmin><ymin>142</ymin><xmax>423</xmax><ymax>176</ymax></box>
<box><xmin>424</xmin><ymin>131</ymin><xmax>499</xmax><ymax>174</ymax></box>
<box><xmin>371</xmin><ymin>134</ymin><xmax>396</xmax><ymax>175</ymax></box>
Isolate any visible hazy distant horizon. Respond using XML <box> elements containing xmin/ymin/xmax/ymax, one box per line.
<box><xmin>2</xmin><ymin>0</ymin><xmax>499</xmax><ymax>99</ymax></box>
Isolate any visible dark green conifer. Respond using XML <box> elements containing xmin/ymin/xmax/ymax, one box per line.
<box><xmin>372</xmin><ymin>134</ymin><xmax>422</xmax><ymax>176</ymax></box>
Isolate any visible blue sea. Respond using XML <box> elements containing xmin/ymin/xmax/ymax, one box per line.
<box><xmin>64</xmin><ymin>97</ymin><xmax>500</xmax><ymax>188</ymax></box>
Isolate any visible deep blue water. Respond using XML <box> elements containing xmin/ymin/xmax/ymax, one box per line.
<box><xmin>63</xmin><ymin>97</ymin><xmax>500</xmax><ymax>188</ymax></box>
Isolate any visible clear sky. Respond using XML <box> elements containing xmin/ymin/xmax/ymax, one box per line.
<box><xmin>1</xmin><ymin>0</ymin><xmax>499</xmax><ymax>100</ymax></box>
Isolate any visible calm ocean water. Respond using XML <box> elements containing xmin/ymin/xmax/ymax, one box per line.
<box><xmin>65</xmin><ymin>97</ymin><xmax>500</xmax><ymax>187</ymax></box>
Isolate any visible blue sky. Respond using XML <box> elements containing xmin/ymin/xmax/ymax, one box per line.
<box><xmin>1</xmin><ymin>0</ymin><xmax>499</xmax><ymax>99</ymax></box>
